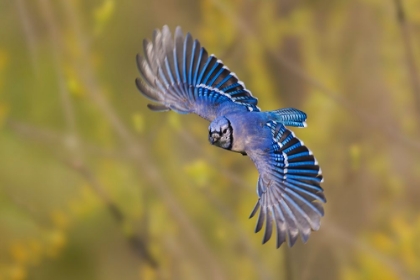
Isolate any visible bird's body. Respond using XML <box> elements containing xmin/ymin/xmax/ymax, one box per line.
<box><xmin>136</xmin><ymin>26</ymin><xmax>325</xmax><ymax>248</ymax></box>
<box><xmin>227</xmin><ymin>112</ymin><xmax>263</xmax><ymax>152</ymax></box>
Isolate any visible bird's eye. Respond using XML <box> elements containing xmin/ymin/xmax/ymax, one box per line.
<box><xmin>222</xmin><ymin>128</ymin><xmax>227</xmax><ymax>134</ymax></box>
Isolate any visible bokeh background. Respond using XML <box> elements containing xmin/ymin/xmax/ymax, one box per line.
<box><xmin>1</xmin><ymin>0</ymin><xmax>420</xmax><ymax>279</ymax></box>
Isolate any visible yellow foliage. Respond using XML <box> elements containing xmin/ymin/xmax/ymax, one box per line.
<box><xmin>63</xmin><ymin>63</ymin><xmax>87</xmax><ymax>97</ymax></box>
<box><xmin>389</xmin><ymin>216</ymin><xmax>420</xmax><ymax>273</ymax></box>
<box><xmin>199</xmin><ymin>0</ymin><xmax>236</xmax><ymax>51</ymax></box>
<box><xmin>343</xmin><ymin>213</ymin><xmax>420</xmax><ymax>279</ymax></box>
<box><xmin>168</xmin><ymin>113</ymin><xmax>181</xmax><ymax>130</ymax></box>
<box><xmin>357</xmin><ymin>253</ymin><xmax>399</xmax><ymax>280</ymax></box>
<box><xmin>341</xmin><ymin>266</ymin><xmax>359</xmax><ymax>280</ymax></box>
<box><xmin>214</xmin><ymin>226</ymin><xmax>227</xmax><ymax>241</ymax></box>
<box><xmin>45</xmin><ymin>229</ymin><xmax>67</xmax><ymax>258</ymax></box>
<box><xmin>342</xmin><ymin>246</ymin><xmax>400</xmax><ymax>280</ymax></box>
<box><xmin>0</xmin><ymin>49</ymin><xmax>8</xmax><ymax>71</ymax></box>
<box><xmin>256</xmin><ymin>2</ymin><xmax>284</xmax><ymax>49</ymax></box>
<box><xmin>2</xmin><ymin>0</ymin><xmax>420</xmax><ymax>279</ymax></box>
<box><xmin>367</xmin><ymin>152</ymin><xmax>391</xmax><ymax>179</ymax></box>
<box><xmin>0</xmin><ymin>103</ymin><xmax>9</xmax><ymax>128</ymax></box>
<box><xmin>67</xmin><ymin>76</ymin><xmax>84</xmax><ymax>98</ymax></box>
<box><xmin>370</xmin><ymin>232</ymin><xmax>393</xmax><ymax>255</ymax></box>
<box><xmin>68</xmin><ymin>184</ymin><xmax>101</xmax><ymax>218</ymax></box>
<box><xmin>184</xmin><ymin>159</ymin><xmax>213</xmax><ymax>187</ymax></box>
<box><xmin>401</xmin><ymin>113</ymin><xmax>417</xmax><ymax>135</ymax></box>
<box><xmin>9</xmin><ymin>243</ymin><xmax>28</xmax><ymax>265</ymax></box>
<box><xmin>349</xmin><ymin>143</ymin><xmax>361</xmax><ymax>170</ymax></box>
<box><xmin>288</xmin><ymin>8</ymin><xmax>312</xmax><ymax>36</ymax></box>
<box><xmin>243</xmin><ymin>37</ymin><xmax>277</xmax><ymax>108</ymax></box>
<box><xmin>27</xmin><ymin>239</ymin><xmax>43</xmax><ymax>266</ymax></box>
<box><xmin>50</xmin><ymin>210</ymin><xmax>70</xmax><ymax>230</ymax></box>
<box><xmin>0</xmin><ymin>49</ymin><xmax>9</xmax><ymax>128</ymax></box>
<box><xmin>93</xmin><ymin>0</ymin><xmax>115</xmax><ymax>37</ymax></box>
<box><xmin>122</xmin><ymin>221</ymin><xmax>134</xmax><ymax>237</ymax></box>
<box><xmin>139</xmin><ymin>263</ymin><xmax>157</xmax><ymax>280</ymax></box>
<box><xmin>9</xmin><ymin>264</ymin><xmax>26</xmax><ymax>280</ymax></box>
<box><xmin>131</xmin><ymin>113</ymin><xmax>145</xmax><ymax>134</ymax></box>
<box><xmin>0</xmin><ymin>48</ymin><xmax>8</xmax><ymax>89</ymax></box>
<box><xmin>387</xmin><ymin>174</ymin><xmax>404</xmax><ymax>198</ymax></box>
<box><xmin>405</xmin><ymin>1</ymin><xmax>420</xmax><ymax>24</ymax></box>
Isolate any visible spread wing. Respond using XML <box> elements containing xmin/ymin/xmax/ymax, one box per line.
<box><xmin>135</xmin><ymin>26</ymin><xmax>260</xmax><ymax>121</ymax></box>
<box><xmin>248</xmin><ymin>121</ymin><xmax>325</xmax><ymax>248</ymax></box>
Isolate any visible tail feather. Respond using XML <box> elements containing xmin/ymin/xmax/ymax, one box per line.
<box><xmin>269</xmin><ymin>108</ymin><xmax>307</xmax><ymax>127</ymax></box>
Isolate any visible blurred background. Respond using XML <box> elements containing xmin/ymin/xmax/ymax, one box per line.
<box><xmin>1</xmin><ymin>0</ymin><xmax>420</xmax><ymax>279</ymax></box>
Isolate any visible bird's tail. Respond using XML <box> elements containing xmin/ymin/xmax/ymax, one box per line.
<box><xmin>267</xmin><ymin>108</ymin><xmax>307</xmax><ymax>127</ymax></box>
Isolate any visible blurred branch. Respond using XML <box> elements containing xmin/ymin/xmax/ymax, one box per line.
<box><xmin>52</xmin><ymin>1</ymin><xmax>227</xmax><ymax>278</ymax></box>
<box><xmin>394</xmin><ymin>0</ymin><xmax>420</xmax><ymax>121</ymax></box>
<box><xmin>283</xmin><ymin>247</ymin><xmax>293</xmax><ymax>280</ymax></box>
<box><xmin>7</xmin><ymin>118</ymin><xmax>159</xmax><ymax>267</ymax></box>
<box><xmin>197</xmin><ymin>2</ymin><xmax>418</xmax><ymax>276</ymax></box>
<box><xmin>210</xmin><ymin>0</ymin><xmax>420</xmax><ymax>153</ymax></box>
<box><xmin>8</xmin><ymin>119</ymin><xmax>66</xmax><ymax>147</ymax></box>
<box><xmin>7</xmin><ymin>119</ymin><xmax>129</xmax><ymax>160</ymax></box>
<box><xmin>34</xmin><ymin>0</ymin><xmax>159</xmax><ymax>269</ymax></box>
<box><xmin>2</xmin><ymin>183</ymin><xmax>50</xmax><ymax>228</ymax></box>
<box><xmin>67</xmin><ymin>160</ymin><xmax>158</xmax><ymax>268</ymax></box>
<box><xmin>15</xmin><ymin>0</ymin><xmax>40</xmax><ymax>78</ymax></box>
<box><xmin>38</xmin><ymin>0</ymin><xmax>77</xmax><ymax>136</ymax></box>
<box><xmin>10</xmin><ymin>119</ymin><xmax>413</xmax><ymax>278</ymax></box>
<box><xmin>198</xmin><ymin>187</ymin><xmax>272</xmax><ymax>280</ymax></box>
<box><xmin>7</xmin><ymin>117</ymin><xmax>248</xmax><ymax>274</ymax></box>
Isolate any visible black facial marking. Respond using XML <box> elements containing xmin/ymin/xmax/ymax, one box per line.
<box><xmin>226</xmin><ymin>119</ymin><xmax>233</xmax><ymax>150</ymax></box>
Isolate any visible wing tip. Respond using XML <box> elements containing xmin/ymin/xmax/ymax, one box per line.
<box><xmin>287</xmin><ymin>232</ymin><xmax>299</xmax><ymax>247</ymax></box>
<box><xmin>135</xmin><ymin>78</ymin><xmax>161</xmax><ymax>102</ymax></box>
<box><xmin>249</xmin><ymin>168</ymin><xmax>326</xmax><ymax>248</ymax></box>
<box><xmin>135</xmin><ymin>77</ymin><xmax>142</xmax><ymax>90</ymax></box>
<box><xmin>147</xmin><ymin>103</ymin><xmax>170</xmax><ymax>112</ymax></box>
<box><xmin>136</xmin><ymin>53</ymin><xmax>144</xmax><ymax>72</ymax></box>
<box><xmin>249</xmin><ymin>200</ymin><xmax>260</xmax><ymax>219</ymax></box>
<box><xmin>162</xmin><ymin>25</ymin><xmax>170</xmax><ymax>33</ymax></box>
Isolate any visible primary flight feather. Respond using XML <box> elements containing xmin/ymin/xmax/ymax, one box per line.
<box><xmin>135</xmin><ymin>25</ymin><xmax>326</xmax><ymax>248</ymax></box>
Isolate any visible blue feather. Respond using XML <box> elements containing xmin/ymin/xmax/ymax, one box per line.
<box><xmin>208</xmin><ymin>66</ymin><xmax>225</xmax><ymax>86</ymax></box>
<box><xmin>136</xmin><ymin>26</ymin><xmax>325</xmax><ymax>248</ymax></box>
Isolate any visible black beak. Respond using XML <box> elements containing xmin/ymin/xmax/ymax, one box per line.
<box><xmin>209</xmin><ymin>133</ymin><xmax>220</xmax><ymax>145</ymax></box>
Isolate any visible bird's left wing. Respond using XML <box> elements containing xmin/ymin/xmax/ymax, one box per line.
<box><xmin>248</xmin><ymin>120</ymin><xmax>326</xmax><ymax>248</ymax></box>
<box><xmin>136</xmin><ymin>26</ymin><xmax>260</xmax><ymax>121</ymax></box>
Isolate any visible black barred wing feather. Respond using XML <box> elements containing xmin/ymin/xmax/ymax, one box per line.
<box><xmin>136</xmin><ymin>26</ymin><xmax>259</xmax><ymax>121</ymax></box>
<box><xmin>248</xmin><ymin>121</ymin><xmax>325</xmax><ymax>248</ymax></box>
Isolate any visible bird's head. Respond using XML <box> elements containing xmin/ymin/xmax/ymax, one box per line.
<box><xmin>208</xmin><ymin>117</ymin><xmax>233</xmax><ymax>150</ymax></box>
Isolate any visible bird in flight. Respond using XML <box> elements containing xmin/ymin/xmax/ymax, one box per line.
<box><xmin>135</xmin><ymin>26</ymin><xmax>325</xmax><ymax>248</ymax></box>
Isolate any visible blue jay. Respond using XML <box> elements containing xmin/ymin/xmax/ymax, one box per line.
<box><xmin>136</xmin><ymin>26</ymin><xmax>325</xmax><ymax>248</ymax></box>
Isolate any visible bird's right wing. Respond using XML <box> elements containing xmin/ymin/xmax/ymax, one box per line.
<box><xmin>248</xmin><ymin>120</ymin><xmax>325</xmax><ymax>248</ymax></box>
<box><xmin>136</xmin><ymin>26</ymin><xmax>260</xmax><ymax>122</ymax></box>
